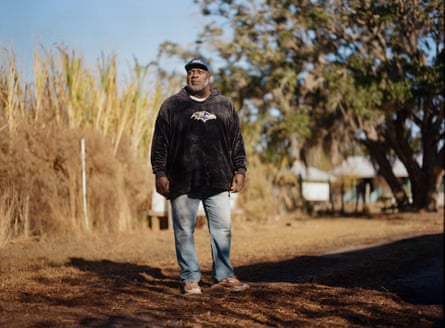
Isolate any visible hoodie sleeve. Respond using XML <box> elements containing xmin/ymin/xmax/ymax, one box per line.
<box><xmin>229</xmin><ymin>101</ymin><xmax>247</xmax><ymax>175</ymax></box>
<box><xmin>150</xmin><ymin>103</ymin><xmax>170</xmax><ymax>177</ymax></box>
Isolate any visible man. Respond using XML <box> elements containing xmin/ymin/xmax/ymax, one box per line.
<box><xmin>150</xmin><ymin>56</ymin><xmax>249</xmax><ymax>295</ymax></box>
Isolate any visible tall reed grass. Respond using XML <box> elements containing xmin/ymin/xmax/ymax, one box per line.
<box><xmin>0</xmin><ymin>46</ymin><xmax>176</xmax><ymax>240</ymax></box>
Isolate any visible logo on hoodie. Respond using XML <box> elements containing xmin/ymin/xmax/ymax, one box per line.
<box><xmin>191</xmin><ymin>111</ymin><xmax>217</xmax><ymax>123</ymax></box>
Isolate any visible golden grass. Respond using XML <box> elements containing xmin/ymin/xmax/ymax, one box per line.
<box><xmin>0</xmin><ymin>192</ymin><xmax>14</xmax><ymax>247</ymax></box>
<box><xmin>0</xmin><ymin>46</ymin><xmax>166</xmax><ymax>240</ymax></box>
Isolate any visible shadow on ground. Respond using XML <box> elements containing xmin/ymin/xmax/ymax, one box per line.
<box><xmin>235</xmin><ymin>233</ymin><xmax>443</xmax><ymax>305</ymax></box>
<box><xmin>67</xmin><ymin>233</ymin><xmax>443</xmax><ymax>306</ymax></box>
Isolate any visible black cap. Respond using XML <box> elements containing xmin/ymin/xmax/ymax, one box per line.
<box><xmin>185</xmin><ymin>56</ymin><xmax>210</xmax><ymax>72</ymax></box>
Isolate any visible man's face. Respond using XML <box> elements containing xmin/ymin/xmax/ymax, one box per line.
<box><xmin>186</xmin><ymin>68</ymin><xmax>210</xmax><ymax>92</ymax></box>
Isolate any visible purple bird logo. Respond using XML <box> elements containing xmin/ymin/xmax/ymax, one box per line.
<box><xmin>190</xmin><ymin>111</ymin><xmax>217</xmax><ymax>123</ymax></box>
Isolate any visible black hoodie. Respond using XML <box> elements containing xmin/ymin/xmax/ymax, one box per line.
<box><xmin>150</xmin><ymin>88</ymin><xmax>247</xmax><ymax>199</ymax></box>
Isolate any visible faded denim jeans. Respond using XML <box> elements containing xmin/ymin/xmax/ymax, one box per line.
<box><xmin>170</xmin><ymin>191</ymin><xmax>234</xmax><ymax>283</ymax></box>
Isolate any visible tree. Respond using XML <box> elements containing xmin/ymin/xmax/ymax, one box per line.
<box><xmin>309</xmin><ymin>0</ymin><xmax>445</xmax><ymax>211</ymax></box>
<box><xmin>177</xmin><ymin>0</ymin><xmax>444</xmax><ymax>211</ymax></box>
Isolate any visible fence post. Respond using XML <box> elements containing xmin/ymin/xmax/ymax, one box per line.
<box><xmin>81</xmin><ymin>138</ymin><xmax>90</xmax><ymax>231</ymax></box>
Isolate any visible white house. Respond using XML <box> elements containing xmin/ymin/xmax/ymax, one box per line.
<box><xmin>291</xmin><ymin>161</ymin><xmax>335</xmax><ymax>203</ymax></box>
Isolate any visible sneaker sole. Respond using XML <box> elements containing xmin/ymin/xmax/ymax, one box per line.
<box><xmin>211</xmin><ymin>284</ymin><xmax>249</xmax><ymax>291</ymax></box>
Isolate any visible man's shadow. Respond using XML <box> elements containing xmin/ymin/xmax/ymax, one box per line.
<box><xmin>67</xmin><ymin>258</ymin><xmax>178</xmax><ymax>290</ymax></box>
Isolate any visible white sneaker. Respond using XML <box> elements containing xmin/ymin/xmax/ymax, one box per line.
<box><xmin>212</xmin><ymin>276</ymin><xmax>249</xmax><ymax>291</ymax></box>
<box><xmin>183</xmin><ymin>280</ymin><xmax>202</xmax><ymax>294</ymax></box>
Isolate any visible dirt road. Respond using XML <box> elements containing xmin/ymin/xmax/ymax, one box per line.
<box><xmin>0</xmin><ymin>210</ymin><xmax>443</xmax><ymax>327</ymax></box>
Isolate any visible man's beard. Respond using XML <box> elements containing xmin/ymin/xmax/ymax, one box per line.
<box><xmin>187</xmin><ymin>78</ymin><xmax>210</xmax><ymax>93</ymax></box>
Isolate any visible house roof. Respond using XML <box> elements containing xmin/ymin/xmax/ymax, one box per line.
<box><xmin>291</xmin><ymin>162</ymin><xmax>335</xmax><ymax>182</ymax></box>
<box><xmin>329</xmin><ymin>155</ymin><xmax>420</xmax><ymax>178</ymax></box>
<box><xmin>329</xmin><ymin>156</ymin><xmax>376</xmax><ymax>178</ymax></box>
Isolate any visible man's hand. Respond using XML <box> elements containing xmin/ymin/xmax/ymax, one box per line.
<box><xmin>155</xmin><ymin>176</ymin><xmax>170</xmax><ymax>198</ymax></box>
<box><xmin>230</xmin><ymin>173</ymin><xmax>245</xmax><ymax>193</ymax></box>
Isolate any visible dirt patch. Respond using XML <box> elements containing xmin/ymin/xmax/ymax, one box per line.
<box><xmin>0</xmin><ymin>210</ymin><xmax>443</xmax><ymax>327</ymax></box>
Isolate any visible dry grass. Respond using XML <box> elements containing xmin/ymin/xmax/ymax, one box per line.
<box><xmin>0</xmin><ymin>193</ymin><xmax>14</xmax><ymax>246</ymax></box>
<box><xmin>0</xmin><ymin>46</ymin><xmax>164</xmax><ymax>238</ymax></box>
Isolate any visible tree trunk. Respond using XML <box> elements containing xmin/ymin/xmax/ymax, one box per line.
<box><xmin>369</xmin><ymin>119</ymin><xmax>444</xmax><ymax>211</ymax></box>
<box><xmin>363</xmin><ymin>139</ymin><xmax>411</xmax><ymax>209</ymax></box>
<box><xmin>424</xmin><ymin>171</ymin><xmax>443</xmax><ymax>211</ymax></box>
<box><xmin>418</xmin><ymin>110</ymin><xmax>445</xmax><ymax>211</ymax></box>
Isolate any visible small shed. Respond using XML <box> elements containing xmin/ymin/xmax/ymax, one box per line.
<box><xmin>328</xmin><ymin>156</ymin><xmax>377</xmax><ymax>212</ymax></box>
<box><xmin>291</xmin><ymin>161</ymin><xmax>335</xmax><ymax>203</ymax></box>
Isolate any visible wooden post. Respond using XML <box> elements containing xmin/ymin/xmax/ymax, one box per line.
<box><xmin>81</xmin><ymin>138</ymin><xmax>89</xmax><ymax>231</ymax></box>
<box><xmin>24</xmin><ymin>193</ymin><xmax>29</xmax><ymax>238</ymax></box>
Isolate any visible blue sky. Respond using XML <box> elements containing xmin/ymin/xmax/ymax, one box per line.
<box><xmin>0</xmin><ymin>0</ymin><xmax>204</xmax><ymax>79</ymax></box>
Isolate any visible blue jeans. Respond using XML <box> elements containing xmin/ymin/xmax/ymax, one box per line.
<box><xmin>170</xmin><ymin>191</ymin><xmax>234</xmax><ymax>283</ymax></box>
